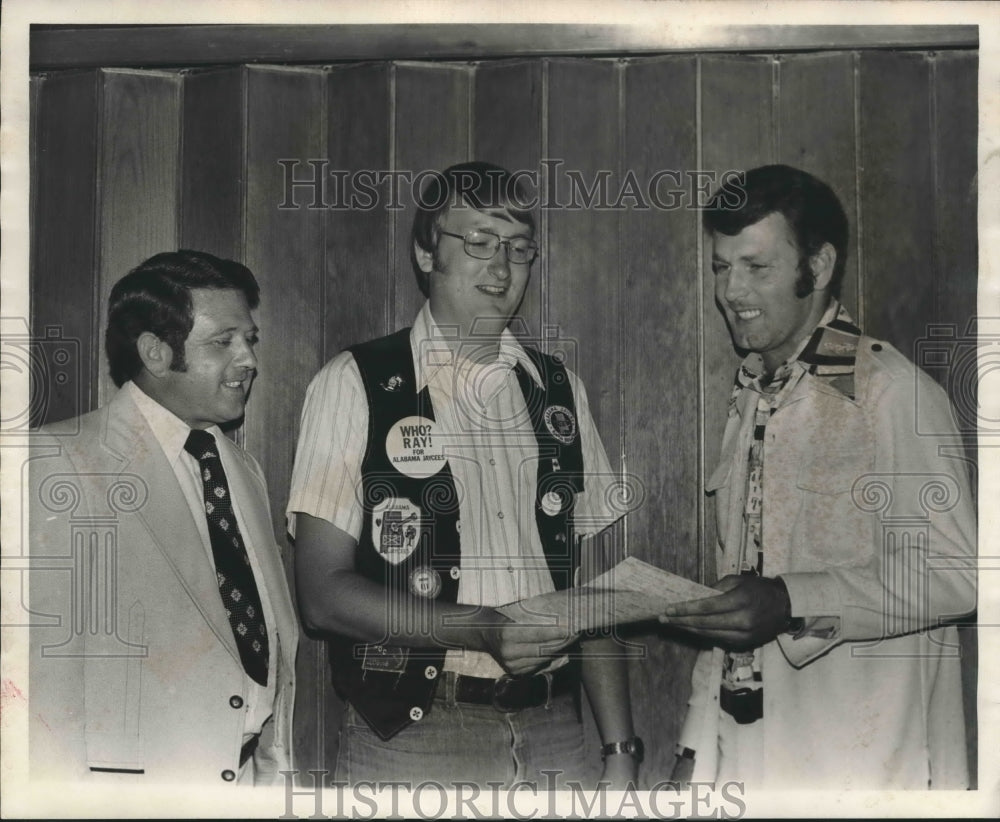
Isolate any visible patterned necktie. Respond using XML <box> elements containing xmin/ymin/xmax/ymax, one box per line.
<box><xmin>184</xmin><ymin>429</ymin><xmax>269</xmax><ymax>686</ymax></box>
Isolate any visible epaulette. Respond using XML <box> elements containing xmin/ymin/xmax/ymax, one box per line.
<box><xmin>799</xmin><ymin>316</ymin><xmax>861</xmax><ymax>400</ymax></box>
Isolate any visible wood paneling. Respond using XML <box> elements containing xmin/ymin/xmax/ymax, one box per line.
<box><xmin>326</xmin><ymin>63</ymin><xmax>394</xmax><ymax>354</ymax></box>
<box><xmin>392</xmin><ymin>63</ymin><xmax>473</xmax><ymax>331</ymax></box>
<box><xmin>931</xmin><ymin>49</ymin><xmax>979</xmax><ymax>788</ymax></box>
<box><xmin>243</xmin><ymin>66</ymin><xmax>327</xmax><ymax>536</ymax></box>
<box><xmin>545</xmin><ymin>58</ymin><xmax>622</xmax><ymax>457</ymax></box>
<box><xmin>776</xmin><ymin>52</ymin><xmax>859</xmax><ymax>318</ymax></box>
<box><xmin>30</xmin><ymin>71</ymin><xmax>99</xmax><ymax>424</ymax></box>
<box><xmin>96</xmin><ymin>69</ymin><xmax>183</xmax><ymax>406</ymax></box>
<box><xmin>242</xmin><ymin>66</ymin><xmax>328</xmax><ymax>776</ymax></box>
<box><xmin>180</xmin><ymin>68</ymin><xmax>245</xmax><ymax>260</ymax></box>
<box><xmin>621</xmin><ymin>55</ymin><xmax>701</xmax><ymax>783</ymax></box>
<box><xmin>858</xmin><ymin>51</ymin><xmax>935</xmax><ymax>359</ymax></box>
<box><xmin>31</xmin><ymin>24</ymin><xmax>979</xmax><ymax>70</ymax></box>
<box><xmin>474</xmin><ymin>60</ymin><xmax>545</xmax><ymax>339</ymax></box>
<box><xmin>932</xmin><ymin>51</ymin><xmax>978</xmax><ymax>413</ymax></box>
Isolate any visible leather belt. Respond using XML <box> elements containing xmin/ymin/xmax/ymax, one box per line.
<box><xmin>240</xmin><ymin>734</ymin><xmax>260</xmax><ymax>767</ymax></box>
<box><xmin>439</xmin><ymin>665</ymin><xmax>577</xmax><ymax>712</ymax></box>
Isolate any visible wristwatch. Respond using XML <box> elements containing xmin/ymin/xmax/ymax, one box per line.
<box><xmin>600</xmin><ymin>736</ymin><xmax>644</xmax><ymax>763</ymax></box>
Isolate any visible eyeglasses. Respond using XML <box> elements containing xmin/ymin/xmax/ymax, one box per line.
<box><xmin>438</xmin><ymin>229</ymin><xmax>539</xmax><ymax>264</ymax></box>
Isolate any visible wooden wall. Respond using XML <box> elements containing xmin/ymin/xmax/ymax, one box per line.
<box><xmin>30</xmin><ymin>50</ymin><xmax>978</xmax><ymax>785</ymax></box>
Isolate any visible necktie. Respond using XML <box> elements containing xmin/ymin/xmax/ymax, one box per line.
<box><xmin>184</xmin><ymin>428</ymin><xmax>269</xmax><ymax>686</ymax></box>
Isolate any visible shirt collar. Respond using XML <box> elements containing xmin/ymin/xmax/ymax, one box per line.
<box><xmin>735</xmin><ymin>300</ymin><xmax>858</xmax><ymax>390</ymax></box>
<box><xmin>125</xmin><ymin>380</ymin><xmax>224</xmax><ymax>465</ymax></box>
<box><xmin>409</xmin><ymin>301</ymin><xmax>544</xmax><ymax>393</ymax></box>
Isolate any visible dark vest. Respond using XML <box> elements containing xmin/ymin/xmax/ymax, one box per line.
<box><xmin>328</xmin><ymin>328</ymin><xmax>585</xmax><ymax>739</ymax></box>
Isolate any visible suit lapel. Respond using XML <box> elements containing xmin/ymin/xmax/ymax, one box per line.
<box><xmin>103</xmin><ymin>389</ymin><xmax>243</xmax><ymax>667</ymax></box>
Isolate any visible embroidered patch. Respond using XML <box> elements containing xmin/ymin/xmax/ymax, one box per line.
<box><xmin>385</xmin><ymin>415</ymin><xmax>447</xmax><ymax>478</ymax></box>
<box><xmin>543</xmin><ymin>405</ymin><xmax>577</xmax><ymax>445</ymax></box>
<box><xmin>372</xmin><ymin>497</ymin><xmax>422</xmax><ymax>564</ymax></box>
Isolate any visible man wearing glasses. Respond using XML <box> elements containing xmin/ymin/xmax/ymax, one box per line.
<box><xmin>287</xmin><ymin>162</ymin><xmax>637</xmax><ymax>788</ymax></box>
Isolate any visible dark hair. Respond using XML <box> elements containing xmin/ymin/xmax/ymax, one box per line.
<box><xmin>106</xmin><ymin>250</ymin><xmax>260</xmax><ymax>387</ymax></box>
<box><xmin>703</xmin><ymin>165</ymin><xmax>849</xmax><ymax>298</ymax></box>
<box><xmin>410</xmin><ymin>161</ymin><xmax>536</xmax><ymax>296</ymax></box>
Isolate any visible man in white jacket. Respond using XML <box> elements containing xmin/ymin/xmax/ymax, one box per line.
<box><xmin>661</xmin><ymin>165</ymin><xmax>976</xmax><ymax>789</ymax></box>
<box><xmin>29</xmin><ymin>251</ymin><xmax>297</xmax><ymax>785</ymax></box>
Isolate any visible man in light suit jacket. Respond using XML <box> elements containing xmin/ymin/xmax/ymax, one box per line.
<box><xmin>29</xmin><ymin>250</ymin><xmax>297</xmax><ymax>786</ymax></box>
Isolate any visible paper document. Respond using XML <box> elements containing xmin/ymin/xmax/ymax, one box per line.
<box><xmin>496</xmin><ymin>556</ymin><xmax>718</xmax><ymax>632</ymax></box>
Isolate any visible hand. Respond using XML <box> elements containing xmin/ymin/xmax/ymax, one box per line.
<box><xmin>668</xmin><ymin>753</ymin><xmax>694</xmax><ymax>789</ymax></box>
<box><xmin>600</xmin><ymin>752</ymin><xmax>638</xmax><ymax>790</ymax></box>
<box><xmin>478</xmin><ymin>611</ymin><xmax>579</xmax><ymax>677</ymax></box>
<box><xmin>658</xmin><ymin>574</ymin><xmax>791</xmax><ymax>650</ymax></box>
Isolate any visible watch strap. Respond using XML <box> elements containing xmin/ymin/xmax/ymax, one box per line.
<box><xmin>600</xmin><ymin>736</ymin><xmax>644</xmax><ymax>763</ymax></box>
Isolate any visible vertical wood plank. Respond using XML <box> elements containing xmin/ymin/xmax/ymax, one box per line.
<box><xmin>30</xmin><ymin>71</ymin><xmax>100</xmax><ymax>424</ymax></box>
<box><xmin>474</xmin><ymin>60</ymin><xmax>544</xmax><ymax>339</ymax></box>
<box><xmin>621</xmin><ymin>55</ymin><xmax>701</xmax><ymax>784</ymax></box>
<box><xmin>244</xmin><ymin>65</ymin><xmax>326</xmax><ymax>533</ymax></box>
<box><xmin>392</xmin><ymin>63</ymin><xmax>472</xmax><ymax>331</ymax></box>
<box><xmin>776</xmin><ymin>52</ymin><xmax>859</xmax><ymax>318</ymax></box>
<box><xmin>858</xmin><ymin>51</ymin><xmax>935</xmax><ymax>358</ymax></box>
<box><xmin>243</xmin><ymin>66</ymin><xmax>327</xmax><ymax>778</ymax></box>
<box><xmin>319</xmin><ymin>61</ymin><xmax>396</xmax><ymax>773</ymax></box>
<box><xmin>932</xmin><ymin>50</ymin><xmax>978</xmax><ymax>392</ymax></box>
<box><xmin>699</xmin><ymin>54</ymin><xmax>775</xmax><ymax>584</ymax></box>
<box><xmin>97</xmin><ymin>69</ymin><xmax>183</xmax><ymax>406</ymax></box>
<box><xmin>544</xmin><ymin>58</ymin><xmax>621</xmax><ymax>781</ymax></box>
<box><xmin>180</xmin><ymin>67</ymin><xmax>245</xmax><ymax>259</ymax></box>
<box><xmin>326</xmin><ymin>63</ymin><xmax>393</xmax><ymax>354</ymax></box>
<box><xmin>931</xmin><ymin>49</ymin><xmax>978</xmax><ymax>789</ymax></box>
<box><xmin>545</xmin><ymin>58</ymin><xmax>621</xmax><ymax>461</ymax></box>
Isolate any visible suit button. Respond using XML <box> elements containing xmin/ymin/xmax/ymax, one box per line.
<box><xmin>449</xmin><ymin>566</ymin><xmax>460</xmax><ymax>580</ymax></box>
<box><xmin>409</xmin><ymin>706</ymin><xmax>424</xmax><ymax>721</ymax></box>
<box><xmin>221</xmin><ymin>769</ymin><xmax>236</xmax><ymax>782</ymax></box>
<box><xmin>424</xmin><ymin>665</ymin><xmax>438</xmax><ymax>679</ymax></box>
<box><xmin>229</xmin><ymin>695</ymin><xmax>244</xmax><ymax>709</ymax></box>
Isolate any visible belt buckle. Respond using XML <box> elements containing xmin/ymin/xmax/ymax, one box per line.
<box><xmin>492</xmin><ymin>674</ymin><xmax>518</xmax><ymax>712</ymax></box>
<box><xmin>492</xmin><ymin>673</ymin><xmax>551</xmax><ymax>712</ymax></box>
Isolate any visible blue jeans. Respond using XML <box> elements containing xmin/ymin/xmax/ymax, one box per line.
<box><xmin>334</xmin><ymin>684</ymin><xmax>586</xmax><ymax>788</ymax></box>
